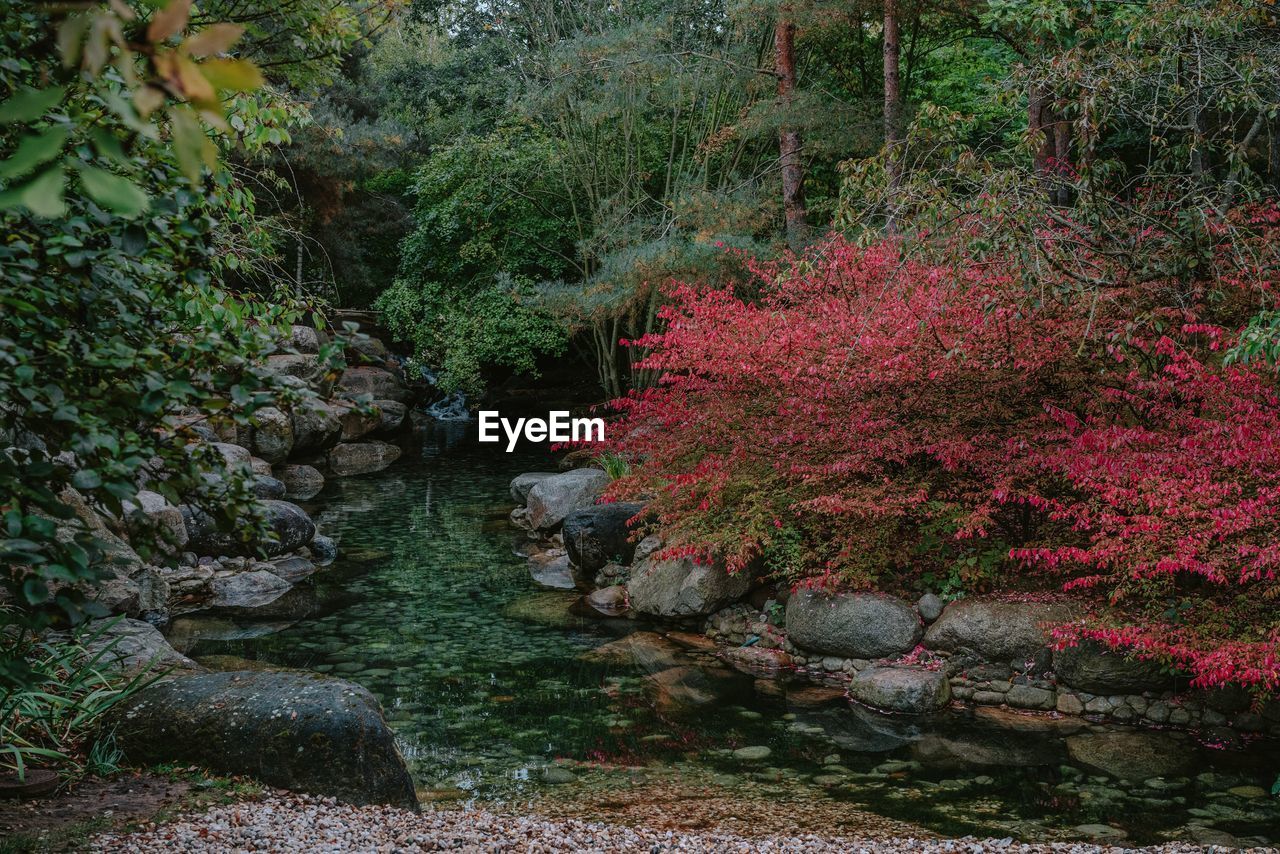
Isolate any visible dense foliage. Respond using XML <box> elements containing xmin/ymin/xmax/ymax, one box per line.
<box><xmin>607</xmin><ymin>216</ymin><xmax>1280</xmax><ymax>690</ymax></box>
<box><xmin>0</xmin><ymin>1</ymin><xmax>340</xmax><ymax>696</ymax></box>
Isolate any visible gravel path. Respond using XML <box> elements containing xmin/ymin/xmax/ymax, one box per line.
<box><xmin>90</xmin><ymin>795</ymin><xmax>1239</xmax><ymax>853</ymax></box>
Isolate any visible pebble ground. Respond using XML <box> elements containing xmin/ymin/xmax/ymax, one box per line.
<box><xmin>90</xmin><ymin>795</ymin><xmax>1244</xmax><ymax>853</ymax></box>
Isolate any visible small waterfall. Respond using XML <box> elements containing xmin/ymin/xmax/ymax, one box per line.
<box><xmin>425</xmin><ymin>391</ymin><xmax>470</xmax><ymax>421</ymax></box>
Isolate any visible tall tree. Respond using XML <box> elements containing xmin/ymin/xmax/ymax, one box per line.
<box><xmin>882</xmin><ymin>0</ymin><xmax>903</xmax><ymax>232</ymax></box>
<box><xmin>776</xmin><ymin>5</ymin><xmax>808</xmax><ymax>248</ymax></box>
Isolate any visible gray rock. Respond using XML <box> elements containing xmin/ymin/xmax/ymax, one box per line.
<box><xmin>310</xmin><ymin>534</ymin><xmax>337</xmax><ymax>565</ymax></box>
<box><xmin>626</xmin><ymin>556</ymin><xmax>751</xmax><ymax>617</ymax></box>
<box><xmin>262</xmin><ymin>354</ymin><xmax>323</xmax><ymax>385</ymax></box>
<box><xmin>923</xmin><ymin>598</ymin><xmax>1078</xmax><ymax>661</ymax></box>
<box><xmin>109</xmin><ymin>671</ymin><xmax>417</xmax><ymax>808</ymax></box>
<box><xmin>260</xmin><ymin>500</ymin><xmax>316</xmax><ymax>555</ymax></box>
<box><xmin>290</xmin><ymin>401</ymin><xmax>343</xmax><ymax>453</ymax></box>
<box><xmin>529</xmin><ymin>554</ymin><xmax>576</xmax><ymax>590</ymax></box>
<box><xmin>917</xmin><ymin>592</ymin><xmax>944</xmax><ymax>622</ymax></box>
<box><xmin>56</xmin><ymin>488</ymin><xmax>145</xmax><ymax>575</ymax></box>
<box><xmin>187</xmin><ymin>499</ymin><xmax>315</xmax><ymax>558</ymax></box>
<box><xmin>562</xmin><ymin>502</ymin><xmax>646</xmax><ymax>574</ymax></box>
<box><xmin>336</xmin><ymin>367</ymin><xmax>405</xmax><ymax>402</ymax></box>
<box><xmin>327</xmin><ymin>441</ymin><xmax>402</xmax><ymax>478</ymax></box>
<box><xmin>277</xmin><ymin>464</ymin><xmax>325</xmax><ymax>500</ymax></box>
<box><xmin>1065</xmin><ymin>731</ymin><xmax>1196</xmax><ymax>780</ymax></box>
<box><xmin>208</xmin><ymin>570</ymin><xmax>292</xmax><ymax>611</ymax></box>
<box><xmin>785</xmin><ymin>589</ymin><xmax>922</xmax><ymax>659</ymax></box>
<box><xmin>526</xmin><ymin>468</ymin><xmax>610</xmax><ymax>530</ymax></box>
<box><xmin>244</xmin><ymin>406</ymin><xmax>294</xmax><ymax>464</ymax></box>
<box><xmin>123</xmin><ymin>490</ymin><xmax>189</xmax><ymax>554</ymax></box>
<box><xmin>510</xmin><ymin>472</ymin><xmax>558</xmax><ymax>506</ymax></box>
<box><xmin>68</xmin><ymin>617</ymin><xmax>201</xmax><ymax>678</ymax></box>
<box><xmin>289</xmin><ymin>325</ymin><xmax>321</xmax><ymax>354</ymax></box>
<box><xmin>372</xmin><ymin>400</ymin><xmax>406</xmax><ymax>433</ymax></box>
<box><xmin>1054</xmin><ymin>640</ymin><xmax>1169</xmax><ymax>694</ymax></box>
<box><xmin>849</xmin><ymin>666</ymin><xmax>951</xmax><ymax>714</ymax></box>
<box><xmin>1005</xmin><ymin>684</ymin><xmax>1056</xmax><ymax>710</ymax></box>
<box><xmin>580</xmin><ymin>585</ymin><xmax>629</xmax><ymax>617</ymax></box>
<box><xmin>335</xmin><ymin>400</ymin><xmax>382</xmax><ymax>441</ymax></box>
<box><xmin>89</xmin><ymin>564</ymin><xmax>171</xmax><ymax>619</ymax></box>
<box><xmin>268</xmin><ymin>556</ymin><xmax>318</xmax><ymax>584</ymax></box>
<box><xmin>209</xmin><ymin>441</ymin><xmax>253</xmax><ymax>472</ymax></box>
<box><xmin>252</xmin><ymin>475</ymin><xmax>287</xmax><ymax>500</ymax></box>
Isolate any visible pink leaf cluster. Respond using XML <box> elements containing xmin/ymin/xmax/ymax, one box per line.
<box><xmin>609</xmin><ymin>219</ymin><xmax>1280</xmax><ymax>691</ymax></box>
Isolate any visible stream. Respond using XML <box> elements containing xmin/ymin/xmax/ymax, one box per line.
<box><xmin>170</xmin><ymin>422</ymin><xmax>1280</xmax><ymax>846</ymax></box>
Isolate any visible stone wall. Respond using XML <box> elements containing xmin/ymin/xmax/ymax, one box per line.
<box><xmin>509</xmin><ymin>469</ymin><xmax>1280</xmax><ymax>738</ymax></box>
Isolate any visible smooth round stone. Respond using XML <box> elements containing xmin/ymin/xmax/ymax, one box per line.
<box><xmin>1228</xmin><ymin>785</ymin><xmax>1268</xmax><ymax>799</ymax></box>
<box><xmin>732</xmin><ymin>745</ymin><xmax>772</xmax><ymax>762</ymax></box>
<box><xmin>541</xmin><ymin>766</ymin><xmax>576</xmax><ymax>784</ymax></box>
<box><xmin>1074</xmin><ymin>824</ymin><xmax>1128</xmax><ymax>840</ymax></box>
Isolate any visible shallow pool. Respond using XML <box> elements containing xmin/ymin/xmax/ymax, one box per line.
<box><xmin>176</xmin><ymin>421</ymin><xmax>1280</xmax><ymax>846</ymax></box>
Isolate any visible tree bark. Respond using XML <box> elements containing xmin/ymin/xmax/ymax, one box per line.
<box><xmin>883</xmin><ymin>0</ymin><xmax>903</xmax><ymax>233</ymax></box>
<box><xmin>775</xmin><ymin>8</ymin><xmax>807</xmax><ymax>249</ymax></box>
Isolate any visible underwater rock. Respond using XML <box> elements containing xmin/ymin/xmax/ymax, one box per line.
<box><xmin>1065</xmin><ymin>731</ymin><xmax>1197</xmax><ymax>781</ymax></box>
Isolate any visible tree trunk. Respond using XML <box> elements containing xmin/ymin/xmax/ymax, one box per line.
<box><xmin>883</xmin><ymin>0</ymin><xmax>903</xmax><ymax>233</ymax></box>
<box><xmin>775</xmin><ymin>9</ymin><xmax>807</xmax><ymax>249</ymax></box>
<box><xmin>1029</xmin><ymin>83</ymin><xmax>1070</xmax><ymax>203</ymax></box>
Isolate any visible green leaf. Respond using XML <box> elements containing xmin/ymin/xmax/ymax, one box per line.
<box><xmin>0</xmin><ymin>86</ymin><xmax>66</xmax><ymax>123</ymax></box>
<box><xmin>197</xmin><ymin>58</ymin><xmax>263</xmax><ymax>93</ymax></box>
<box><xmin>0</xmin><ymin>166</ymin><xmax>68</xmax><ymax>218</ymax></box>
<box><xmin>77</xmin><ymin>164</ymin><xmax>149</xmax><ymax>218</ymax></box>
<box><xmin>71</xmin><ymin>469</ymin><xmax>102</xmax><ymax>490</ymax></box>
<box><xmin>0</xmin><ymin>127</ymin><xmax>69</xmax><ymax>180</ymax></box>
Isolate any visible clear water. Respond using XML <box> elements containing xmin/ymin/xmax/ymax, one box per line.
<box><xmin>176</xmin><ymin>422</ymin><xmax>1280</xmax><ymax>845</ymax></box>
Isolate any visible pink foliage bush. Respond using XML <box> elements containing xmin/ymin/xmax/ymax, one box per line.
<box><xmin>608</xmin><ymin>216</ymin><xmax>1280</xmax><ymax>690</ymax></box>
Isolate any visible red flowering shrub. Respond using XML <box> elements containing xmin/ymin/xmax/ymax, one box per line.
<box><xmin>608</xmin><ymin>215</ymin><xmax>1280</xmax><ymax>690</ymax></box>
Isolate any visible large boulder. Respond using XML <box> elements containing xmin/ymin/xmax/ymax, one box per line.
<box><xmin>1065</xmin><ymin>731</ymin><xmax>1197</xmax><ymax>781</ymax></box>
<box><xmin>923</xmin><ymin>598</ymin><xmax>1078</xmax><ymax>662</ymax></box>
<box><xmin>563</xmin><ymin>502</ymin><xmax>646</xmax><ymax>574</ymax></box>
<box><xmin>277</xmin><ymin>464</ymin><xmax>325</xmax><ymax>501</ymax></box>
<box><xmin>207</xmin><ymin>569</ymin><xmax>293</xmax><ymax>612</ymax></box>
<box><xmin>290</xmin><ymin>401</ymin><xmax>343</xmax><ymax>453</ymax></box>
<box><xmin>289</xmin><ymin>325</ymin><xmax>322</xmax><ymax>354</ymax></box>
<box><xmin>849</xmin><ymin>666</ymin><xmax>951</xmax><ymax>714</ymax></box>
<box><xmin>123</xmin><ymin>490</ymin><xmax>188</xmax><ymax>554</ymax></box>
<box><xmin>70</xmin><ymin>618</ymin><xmax>201</xmax><ymax>678</ymax></box>
<box><xmin>784</xmin><ymin>590</ymin><xmax>921</xmax><ymax>659</ymax></box>
<box><xmin>336</xmin><ymin>367</ymin><xmax>405</xmax><ymax>403</ymax></box>
<box><xmin>109</xmin><ymin>671</ymin><xmax>417</xmax><ymax>808</ymax></box>
<box><xmin>89</xmin><ymin>564</ymin><xmax>170</xmax><ymax>618</ymax></box>
<box><xmin>526</xmin><ymin>468</ymin><xmax>610</xmax><ymax>530</ymax></box>
<box><xmin>373</xmin><ymin>400</ymin><xmax>406</xmax><ymax>434</ymax></box>
<box><xmin>184</xmin><ymin>499</ymin><xmax>314</xmax><ymax>558</ymax></box>
<box><xmin>262</xmin><ymin>353</ymin><xmax>322</xmax><ymax>382</ymax></box>
<box><xmin>626</xmin><ymin>556</ymin><xmax>751</xmax><ymax>618</ymax></box>
<box><xmin>1053</xmin><ymin>640</ymin><xmax>1169</xmax><ymax>695</ymax></box>
<box><xmin>335</xmin><ymin>400</ymin><xmax>383</xmax><ymax>442</ymax></box>
<box><xmin>510</xmin><ymin>472</ymin><xmax>558</xmax><ymax>506</ymax></box>
<box><xmin>327</xmin><ymin>441</ymin><xmax>402</xmax><ymax>477</ymax></box>
<box><xmin>243</xmin><ymin>406</ymin><xmax>294</xmax><ymax>464</ymax></box>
